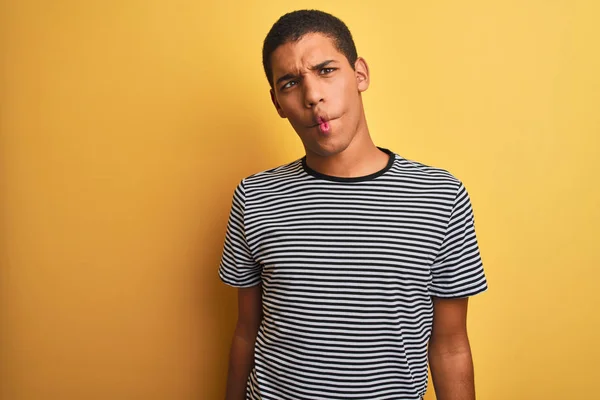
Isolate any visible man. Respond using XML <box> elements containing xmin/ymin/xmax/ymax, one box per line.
<box><xmin>219</xmin><ymin>9</ymin><xmax>487</xmax><ymax>400</ymax></box>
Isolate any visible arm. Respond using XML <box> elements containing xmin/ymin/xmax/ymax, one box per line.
<box><xmin>428</xmin><ymin>297</ymin><xmax>476</xmax><ymax>400</ymax></box>
<box><xmin>225</xmin><ymin>284</ymin><xmax>263</xmax><ymax>400</ymax></box>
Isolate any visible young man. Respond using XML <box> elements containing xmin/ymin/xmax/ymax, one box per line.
<box><xmin>219</xmin><ymin>9</ymin><xmax>487</xmax><ymax>400</ymax></box>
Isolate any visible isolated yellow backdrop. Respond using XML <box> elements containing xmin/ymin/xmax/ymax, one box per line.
<box><xmin>1</xmin><ymin>1</ymin><xmax>598</xmax><ymax>399</ymax></box>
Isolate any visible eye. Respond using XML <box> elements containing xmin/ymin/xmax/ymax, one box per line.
<box><xmin>320</xmin><ymin>67</ymin><xmax>336</xmax><ymax>75</ymax></box>
<box><xmin>281</xmin><ymin>80</ymin><xmax>297</xmax><ymax>90</ymax></box>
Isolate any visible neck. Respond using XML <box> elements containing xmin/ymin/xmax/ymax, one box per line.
<box><xmin>305</xmin><ymin>118</ymin><xmax>390</xmax><ymax>178</ymax></box>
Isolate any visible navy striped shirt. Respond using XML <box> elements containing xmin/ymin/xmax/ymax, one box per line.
<box><xmin>219</xmin><ymin>148</ymin><xmax>488</xmax><ymax>399</ymax></box>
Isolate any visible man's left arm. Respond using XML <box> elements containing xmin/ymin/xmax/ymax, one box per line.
<box><xmin>428</xmin><ymin>296</ymin><xmax>475</xmax><ymax>400</ymax></box>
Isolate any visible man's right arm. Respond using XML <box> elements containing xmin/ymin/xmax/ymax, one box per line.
<box><xmin>225</xmin><ymin>284</ymin><xmax>263</xmax><ymax>400</ymax></box>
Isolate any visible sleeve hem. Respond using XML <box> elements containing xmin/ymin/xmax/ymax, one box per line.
<box><xmin>219</xmin><ymin>274</ymin><xmax>262</xmax><ymax>289</ymax></box>
<box><xmin>429</xmin><ymin>284</ymin><xmax>488</xmax><ymax>299</ymax></box>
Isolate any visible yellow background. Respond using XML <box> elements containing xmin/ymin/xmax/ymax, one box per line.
<box><xmin>1</xmin><ymin>1</ymin><xmax>599</xmax><ymax>399</ymax></box>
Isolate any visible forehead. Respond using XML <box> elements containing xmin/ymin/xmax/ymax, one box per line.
<box><xmin>270</xmin><ymin>33</ymin><xmax>343</xmax><ymax>75</ymax></box>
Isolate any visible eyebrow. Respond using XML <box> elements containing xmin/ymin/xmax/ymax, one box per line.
<box><xmin>275</xmin><ymin>59</ymin><xmax>337</xmax><ymax>86</ymax></box>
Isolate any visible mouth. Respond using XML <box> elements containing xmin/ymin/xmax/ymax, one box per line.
<box><xmin>315</xmin><ymin>116</ymin><xmax>335</xmax><ymax>134</ymax></box>
<box><xmin>308</xmin><ymin>116</ymin><xmax>337</xmax><ymax>128</ymax></box>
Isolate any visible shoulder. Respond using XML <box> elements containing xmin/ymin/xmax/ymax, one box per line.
<box><xmin>240</xmin><ymin>158</ymin><xmax>305</xmax><ymax>191</ymax></box>
<box><xmin>387</xmin><ymin>151</ymin><xmax>463</xmax><ymax>191</ymax></box>
<box><xmin>390</xmin><ymin>152</ymin><xmax>460</xmax><ymax>182</ymax></box>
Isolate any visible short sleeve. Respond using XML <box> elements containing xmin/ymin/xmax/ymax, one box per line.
<box><xmin>218</xmin><ymin>180</ymin><xmax>262</xmax><ymax>288</ymax></box>
<box><xmin>429</xmin><ymin>183</ymin><xmax>488</xmax><ymax>298</ymax></box>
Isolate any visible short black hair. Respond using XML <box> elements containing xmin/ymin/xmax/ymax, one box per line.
<box><xmin>262</xmin><ymin>10</ymin><xmax>358</xmax><ymax>88</ymax></box>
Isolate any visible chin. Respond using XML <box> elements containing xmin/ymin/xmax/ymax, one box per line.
<box><xmin>305</xmin><ymin>138</ymin><xmax>352</xmax><ymax>158</ymax></box>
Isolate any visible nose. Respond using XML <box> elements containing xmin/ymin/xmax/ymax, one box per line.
<box><xmin>303</xmin><ymin>75</ymin><xmax>324</xmax><ymax>108</ymax></box>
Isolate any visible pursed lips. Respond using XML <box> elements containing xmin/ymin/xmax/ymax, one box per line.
<box><xmin>308</xmin><ymin>116</ymin><xmax>337</xmax><ymax>128</ymax></box>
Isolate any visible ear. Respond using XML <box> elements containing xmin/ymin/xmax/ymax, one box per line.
<box><xmin>270</xmin><ymin>88</ymin><xmax>287</xmax><ymax>118</ymax></box>
<box><xmin>354</xmin><ymin>57</ymin><xmax>370</xmax><ymax>92</ymax></box>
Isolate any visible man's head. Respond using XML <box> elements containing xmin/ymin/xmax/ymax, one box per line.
<box><xmin>262</xmin><ymin>10</ymin><xmax>358</xmax><ymax>88</ymax></box>
<box><xmin>262</xmin><ymin>10</ymin><xmax>371</xmax><ymax>158</ymax></box>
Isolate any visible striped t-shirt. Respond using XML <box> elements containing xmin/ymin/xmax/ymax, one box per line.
<box><xmin>219</xmin><ymin>148</ymin><xmax>488</xmax><ymax>400</ymax></box>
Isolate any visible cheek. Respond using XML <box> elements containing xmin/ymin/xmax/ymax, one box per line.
<box><xmin>335</xmin><ymin>75</ymin><xmax>358</xmax><ymax>106</ymax></box>
<box><xmin>284</xmin><ymin>107</ymin><xmax>305</xmax><ymax>125</ymax></box>
<box><xmin>278</xmin><ymin>95</ymin><xmax>302</xmax><ymax>117</ymax></box>
<box><xmin>279</xmin><ymin>103</ymin><xmax>307</xmax><ymax>130</ymax></box>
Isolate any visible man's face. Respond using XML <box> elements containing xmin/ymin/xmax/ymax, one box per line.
<box><xmin>269</xmin><ymin>33</ymin><xmax>369</xmax><ymax>158</ymax></box>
